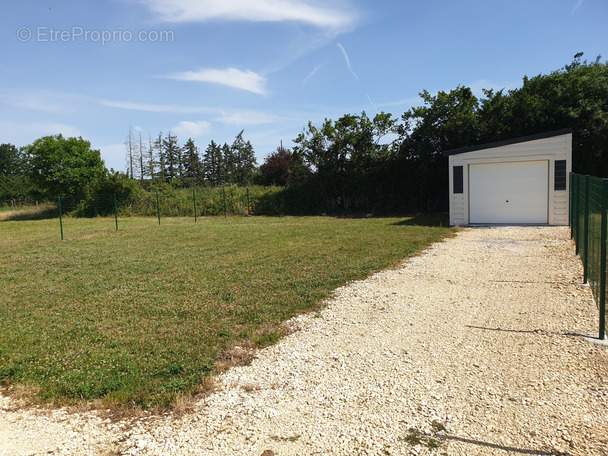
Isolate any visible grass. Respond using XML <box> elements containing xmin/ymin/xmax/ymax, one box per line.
<box><xmin>0</xmin><ymin>215</ymin><xmax>454</xmax><ymax>409</ymax></box>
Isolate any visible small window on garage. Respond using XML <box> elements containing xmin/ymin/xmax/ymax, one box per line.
<box><xmin>554</xmin><ymin>160</ymin><xmax>567</xmax><ymax>191</ymax></box>
<box><xmin>453</xmin><ymin>166</ymin><xmax>463</xmax><ymax>194</ymax></box>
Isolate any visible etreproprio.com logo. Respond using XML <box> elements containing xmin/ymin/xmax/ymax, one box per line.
<box><xmin>17</xmin><ymin>26</ymin><xmax>174</xmax><ymax>45</ymax></box>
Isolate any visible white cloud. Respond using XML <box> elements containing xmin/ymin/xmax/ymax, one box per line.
<box><xmin>165</xmin><ymin>68</ymin><xmax>267</xmax><ymax>95</ymax></box>
<box><xmin>171</xmin><ymin>120</ymin><xmax>212</xmax><ymax>138</ymax></box>
<box><xmin>100</xmin><ymin>100</ymin><xmax>215</xmax><ymax>114</ymax></box>
<box><xmin>216</xmin><ymin>111</ymin><xmax>276</xmax><ymax>126</ymax></box>
<box><xmin>337</xmin><ymin>42</ymin><xmax>359</xmax><ymax>80</ymax></box>
<box><xmin>142</xmin><ymin>0</ymin><xmax>357</xmax><ymax>30</ymax></box>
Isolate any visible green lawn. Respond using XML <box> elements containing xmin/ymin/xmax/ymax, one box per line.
<box><xmin>0</xmin><ymin>215</ymin><xmax>454</xmax><ymax>409</ymax></box>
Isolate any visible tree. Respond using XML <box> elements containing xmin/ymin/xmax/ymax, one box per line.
<box><xmin>393</xmin><ymin>87</ymin><xmax>480</xmax><ymax>210</ymax></box>
<box><xmin>399</xmin><ymin>86</ymin><xmax>480</xmax><ymax>159</ymax></box>
<box><xmin>478</xmin><ymin>54</ymin><xmax>608</xmax><ymax>175</ymax></box>
<box><xmin>203</xmin><ymin>140</ymin><xmax>223</xmax><ymax>186</ymax></box>
<box><xmin>25</xmin><ymin>134</ymin><xmax>107</xmax><ymax>197</ymax></box>
<box><xmin>155</xmin><ymin>132</ymin><xmax>166</xmax><ymax>180</ymax></box>
<box><xmin>125</xmin><ymin>128</ymin><xmax>135</xmax><ymax>178</ymax></box>
<box><xmin>182</xmin><ymin>138</ymin><xmax>203</xmax><ymax>186</ymax></box>
<box><xmin>161</xmin><ymin>132</ymin><xmax>180</xmax><ymax>181</ymax></box>
<box><xmin>260</xmin><ymin>146</ymin><xmax>296</xmax><ymax>186</ymax></box>
<box><xmin>0</xmin><ymin>143</ymin><xmax>31</xmax><ymax>199</ymax></box>
<box><xmin>0</xmin><ymin>143</ymin><xmax>25</xmax><ymax>176</ymax></box>
<box><xmin>221</xmin><ymin>142</ymin><xmax>235</xmax><ymax>183</ymax></box>
<box><xmin>294</xmin><ymin>112</ymin><xmax>396</xmax><ymax>176</ymax></box>
<box><xmin>147</xmin><ymin>134</ymin><xmax>156</xmax><ymax>181</ymax></box>
<box><xmin>127</xmin><ymin>131</ymin><xmax>146</xmax><ymax>181</ymax></box>
<box><xmin>137</xmin><ymin>133</ymin><xmax>145</xmax><ymax>181</ymax></box>
<box><xmin>231</xmin><ymin>130</ymin><xmax>257</xmax><ymax>185</ymax></box>
<box><xmin>293</xmin><ymin>111</ymin><xmax>398</xmax><ymax>209</ymax></box>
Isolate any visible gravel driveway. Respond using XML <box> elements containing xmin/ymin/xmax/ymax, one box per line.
<box><xmin>1</xmin><ymin>226</ymin><xmax>607</xmax><ymax>456</ymax></box>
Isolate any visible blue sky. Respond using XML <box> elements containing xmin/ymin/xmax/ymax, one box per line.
<box><xmin>1</xmin><ymin>0</ymin><xmax>606</xmax><ymax>172</ymax></box>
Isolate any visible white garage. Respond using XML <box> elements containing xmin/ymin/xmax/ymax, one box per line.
<box><xmin>445</xmin><ymin>129</ymin><xmax>572</xmax><ymax>226</ymax></box>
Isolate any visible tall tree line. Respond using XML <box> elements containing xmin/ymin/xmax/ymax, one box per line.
<box><xmin>124</xmin><ymin>130</ymin><xmax>258</xmax><ymax>187</ymax></box>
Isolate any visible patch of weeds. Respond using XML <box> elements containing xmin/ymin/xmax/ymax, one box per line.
<box><xmin>400</xmin><ymin>421</ymin><xmax>448</xmax><ymax>452</ymax></box>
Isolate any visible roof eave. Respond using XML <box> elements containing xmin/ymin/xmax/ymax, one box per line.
<box><xmin>443</xmin><ymin>128</ymin><xmax>573</xmax><ymax>157</ymax></box>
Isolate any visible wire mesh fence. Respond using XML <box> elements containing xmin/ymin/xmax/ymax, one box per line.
<box><xmin>1</xmin><ymin>186</ymin><xmax>263</xmax><ymax>241</ymax></box>
<box><xmin>570</xmin><ymin>173</ymin><xmax>607</xmax><ymax>340</ymax></box>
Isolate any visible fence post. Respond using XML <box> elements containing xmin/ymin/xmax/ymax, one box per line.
<box><xmin>193</xmin><ymin>189</ymin><xmax>197</xmax><ymax>223</ymax></box>
<box><xmin>58</xmin><ymin>196</ymin><xmax>64</xmax><ymax>241</ymax></box>
<box><xmin>599</xmin><ymin>179</ymin><xmax>608</xmax><ymax>340</ymax></box>
<box><xmin>156</xmin><ymin>191</ymin><xmax>161</xmax><ymax>225</ymax></box>
<box><xmin>583</xmin><ymin>176</ymin><xmax>590</xmax><ymax>283</ymax></box>
<box><xmin>113</xmin><ymin>193</ymin><xmax>119</xmax><ymax>232</ymax></box>
<box><xmin>570</xmin><ymin>173</ymin><xmax>574</xmax><ymax>238</ymax></box>
<box><xmin>574</xmin><ymin>174</ymin><xmax>580</xmax><ymax>252</ymax></box>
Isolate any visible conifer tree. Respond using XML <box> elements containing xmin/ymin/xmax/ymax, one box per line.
<box><xmin>203</xmin><ymin>140</ymin><xmax>223</xmax><ymax>186</ymax></box>
<box><xmin>231</xmin><ymin>130</ymin><xmax>257</xmax><ymax>185</ymax></box>
<box><xmin>221</xmin><ymin>142</ymin><xmax>235</xmax><ymax>184</ymax></box>
<box><xmin>182</xmin><ymin>138</ymin><xmax>203</xmax><ymax>186</ymax></box>
<box><xmin>162</xmin><ymin>132</ymin><xmax>180</xmax><ymax>180</ymax></box>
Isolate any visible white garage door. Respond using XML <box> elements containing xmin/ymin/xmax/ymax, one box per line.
<box><xmin>469</xmin><ymin>161</ymin><xmax>548</xmax><ymax>224</ymax></box>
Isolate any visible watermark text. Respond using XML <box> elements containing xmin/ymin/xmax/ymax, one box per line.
<box><xmin>17</xmin><ymin>26</ymin><xmax>174</xmax><ymax>45</ymax></box>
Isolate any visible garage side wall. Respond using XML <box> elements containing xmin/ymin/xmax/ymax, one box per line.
<box><xmin>448</xmin><ymin>133</ymin><xmax>572</xmax><ymax>226</ymax></box>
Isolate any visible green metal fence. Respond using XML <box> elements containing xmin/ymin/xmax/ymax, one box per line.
<box><xmin>1</xmin><ymin>187</ymin><xmax>261</xmax><ymax>241</ymax></box>
<box><xmin>570</xmin><ymin>173</ymin><xmax>607</xmax><ymax>340</ymax></box>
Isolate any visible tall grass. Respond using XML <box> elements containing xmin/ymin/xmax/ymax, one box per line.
<box><xmin>0</xmin><ymin>215</ymin><xmax>453</xmax><ymax>409</ymax></box>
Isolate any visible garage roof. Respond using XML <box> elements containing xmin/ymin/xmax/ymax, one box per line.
<box><xmin>443</xmin><ymin>128</ymin><xmax>573</xmax><ymax>157</ymax></box>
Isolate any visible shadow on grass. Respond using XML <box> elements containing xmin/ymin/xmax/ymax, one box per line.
<box><xmin>392</xmin><ymin>213</ymin><xmax>450</xmax><ymax>227</ymax></box>
<box><xmin>0</xmin><ymin>208</ymin><xmax>58</xmax><ymax>221</ymax></box>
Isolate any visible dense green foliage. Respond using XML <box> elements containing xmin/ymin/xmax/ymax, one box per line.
<box><xmin>25</xmin><ymin>135</ymin><xmax>107</xmax><ymax>198</ymax></box>
<box><xmin>289</xmin><ymin>54</ymin><xmax>608</xmax><ymax>212</ymax></box>
<box><xmin>0</xmin><ymin>143</ymin><xmax>25</xmax><ymax>176</ymax></box>
<box><xmin>293</xmin><ymin>112</ymin><xmax>397</xmax><ymax>211</ymax></box>
<box><xmin>477</xmin><ymin>54</ymin><xmax>608</xmax><ymax>176</ymax></box>
<box><xmin>0</xmin><ymin>216</ymin><xmax>453</xmax><ymax>408</ymax></box>
<box><xmin>1</xmin><ymin>55</ymin><xmax>606</xmax><ymax>212</ymax></box>
<box><xmin>0</xmin><ymin>143</ymin><xmax>32</xmax><ymax>199</ymax></box>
